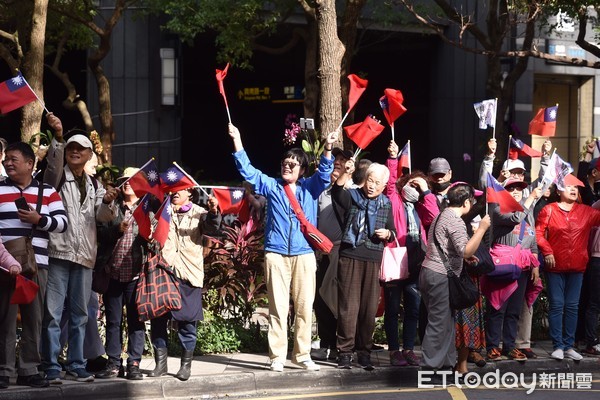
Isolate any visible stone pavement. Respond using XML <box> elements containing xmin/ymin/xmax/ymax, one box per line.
<box><xmin>1</xmin><ymin>341</ymin><xmax>600</xmax><ymax>400</ymax></box>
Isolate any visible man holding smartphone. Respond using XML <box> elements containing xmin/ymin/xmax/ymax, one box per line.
<box><xmin>0</xmin><ymin>142</ymin><xmax>68</xmax><ymax>389</ymax></box>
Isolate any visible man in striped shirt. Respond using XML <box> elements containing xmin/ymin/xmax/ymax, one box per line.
<box><xmin>0</xmin><ymin>142</ymin><xmax>67</xmax><ymax>389</ymax></box>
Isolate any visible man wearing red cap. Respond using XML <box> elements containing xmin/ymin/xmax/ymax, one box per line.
<box><xmin>536</xmin><ymin>174</ymin><xmax>600</xmax><ymax>361</ymax></box>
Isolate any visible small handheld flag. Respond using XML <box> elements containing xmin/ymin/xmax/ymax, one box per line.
<box><xmin>540</xmin><ymin>151</ymin><xmax>573</xmax><ymax>192</ymax></box>
<box><xmin>0</xmin><ymin>72</ymin><xmax>38</xmax><ymax>114</ymax></box>
<box><xmin>338</xmin><ymin>74</ymin><xmax>368</xmax><ymax>130</ymax></box>
<box><xmin>132</xmin><ymin>194</ymin><xmax>153</xmax><ymax>240</ymax></box>
<box><xmin>216</xmin><ymin>63</ymin><xmax>231</xmax><ymax>123</ymax></box>
<box><xmin>528</xmin><ymin>105</ymin><xmax>558</xmax><ymax>137</ymax></box>
<box><xmin>152</xmin><ymin>196</ymin><xmax>172</xmax><ymax>247</ymax></box>
<box><xmin>473</xmin><ymin>98</ymin><xmax>497</xmax><ymax>130</ymax></box>
<box><xmin>509</xmin><ymin>138</ymin><xmax>543</xmax><ymax>159</ymax></box>
<box><xmin>120</xmin><ymin>159</ymin><xmax>163</xmax><ymax>199</ymax></box>
<box><xmin>397</xmin><ymin>141</ymin><xmax>411</xmax><ymax>176</ymax></box>
<box><xmin>344</xmin><ymin>115</ymin><xmax>384</xmax><ymax>152</ymax></box>
<box><xmin>379</xmin><ymin>88</ymin><xmax>407</xmax><ymax>140</ymax></box>
<box><xmin>486</xmin><ymin>172</ymin><xmax>524</xmax><ymax>214</ymax></box>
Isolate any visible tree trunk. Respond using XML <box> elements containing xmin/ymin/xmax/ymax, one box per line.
<box><xmin>20</xmin><ymin>0</ymin><xmax>48</xmax><ymax>142</ymax></box>
<box><xmin>315</xmin><ymin>0</ymin><xmax>345</xmax><ymax>141</ymax></box>
<box><xmin>302</xmin><ymin>16</ymin><xmax>319</xmax><ymax>120</ymax></box>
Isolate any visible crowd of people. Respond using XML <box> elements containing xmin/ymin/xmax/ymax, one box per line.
<box><xmin>1</xmin><ymin>113</ymin><xmax>600</xmax><ymax>389</ymax></box>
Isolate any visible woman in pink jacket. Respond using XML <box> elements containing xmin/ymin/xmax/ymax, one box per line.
<box><xmin>536</xmin><ymin>174</ymin><xmax>600</xmax><ymax>361</ymax></box>
<box><xmin>383</xmin><ymin>141</ymin><xmax>439</xmax><ymax>366</ymax></box>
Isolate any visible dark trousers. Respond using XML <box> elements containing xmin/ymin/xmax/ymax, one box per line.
<box><xmin>314</xmin><ymin>253</ymin><xmax>337</xmax><ymax>349</ymax></box>
<box><xmin>383</xmin><ymin>278</ymin><xmax>420</xmax><ymax>351</ymax></box>
<box><xmin>584</xmin><ymin>258</ymin><xmax>600</xmax><ymax>347</ymax></box>
<box><xmin>103</xmin><ymin>278</ymin><xmax>145</xmax><ymax>366</ymax></box>
<box><xmin>485</xmin><ymin>271</ymin><xmax>529</xmax><ymax>351</ymax></box>
<box><xmin>151</xmin><ymin>316</ymin><xmax>197</xmax><ymax>352</ymax></box>
<box><xmin>336</xmin><ymin>257</ymin><xmax>380</xmax><ymax>355</ymax></box>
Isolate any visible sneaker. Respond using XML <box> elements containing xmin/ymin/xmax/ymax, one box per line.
<box><xmin>402</xmin><ymin>349</ymin><xmax>420</xmax><ymax>366</ymax></box>
<box><xmin>95</xmin><ymin>365</ymin><xmax>120</xmax><ymax>379</ymax></box>
<box><xmin>86</xmin><ymin>356</ymin><xmax>108</xmax><ymax>373</ymax></box>
<box><xmin>486</xmin><ymin>348</ymin><xmax>502</xmax><ymax>361</ymax></box>
<box><xmin>582</xmin><ymin>346</ymin><xmax>600</xmax><ymax>356</ymax></box>
<box><xmin>564</xmin><ymin>348</ymin><xmax>583</xmax><ymax>361</ymax></box>
<box><xmin>337</xmin><ymin>353</ymin><xmax>352</xmax><ymax>369</ymax></box>
<box><xmin>0</xmin><ymin>376</ymin><xmax>8</xmax><ymax>389</ymax></box>
<box><xmin>310</xmin><ymin>348</ymin><xmax>329</xmax><ymax>361</ymax></box>
<box><xmin>506</xmin><ymin>348</ymin><xmax>527</xmax><ymax>361</ymax></box>
<box><xmin>467</xmin><ymin>351</ymin><xmax>487</xmax><ymax>367</ymax></box>
<box><xmin>45</xmin><ymin>369</ymin><xmax>62</xmax><ymax>385</ymax></box>
<box><xmin>371</xmin><ymin>344</ymin><xmax>385</xmax><ymax>352</ymax></box>
<box><xmin>269</xmin><ymin>361</ymin><xmax>284</xmax><ymax>372</ymax></box>
<box><xmin>66</xmin><ymin>368</ymin><xmax>94</xmax><ymax>382</ymax></box>
<box><xmin>550</xmin><ymin>348</ymin><xmax>564</xmax><ymax>360</ymax></box>
<box><xmin>126</xmin><ymin>362</ymin><xmax>144</xmax><ymax>380</ymax></box>
<box><xmin>357</xmin><ymin>353</ymin><xmax>374</xmax><ymax>371</ymax></box>
<box><xmin>389</xmin><ymin>350</ymin><xmax>408</xmax><ymax>366</ymax></box>
<box><xmin>16</xmin><ymin>374</ymin><xmax>49</xmax><ymax>388</ymax></box>
<box><xmin>328</xmin><ymin>348</ymin><xmax>339</xmax><ymax>361</ymax></box>
<box><xmin>292</xmin><ymin>359</ymin><xmax>320</xmax><ymax>371</ymax></box>
<box><xmin>519</xmin><ymin>348</ymin><xmax>537</xmax><ymax>359</ymax></box>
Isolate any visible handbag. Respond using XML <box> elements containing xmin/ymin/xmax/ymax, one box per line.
<box><xmin>487</xmin><ymin>221</ymin><xmax>525</xmax><ymax>281</ymax></box>
<box><xmin>464</xmin><ymin>242</ymin><xmax>495</xmax><ymax>276</ymax></box>
<box><xmin>91</xmin><ymin>263</ymin><xmax>111</xmax><ymax>294</ymax></box>
<box><xmin>379</xmin><ymin>235</ymin><xmax>409</xmax><ymax>282</ymax></box>
<box><xmin>432</xmin><ymin>218</ymin><xmax>479</xmax><ymax>310</ymax></box>
<box><xmin>283</xmin><ymin>184</ymin><xmax>333</xmax><ymax>254</ymax></box>
<box><xmin>3</xmin><ymin>183</ymin><xmax>44</xmax><ymax>278</ymax></box>
<box><xmin>135</xmin><ymin>252</ymin><xmax>182</xmax><ymax>321</ymax></box>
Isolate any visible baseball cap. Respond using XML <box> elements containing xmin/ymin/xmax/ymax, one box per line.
<box><xmin>449</xmin><ymin>181</ymin><xmax>483</xmax><ymax>197</ymax></box>
<box><xmin>332</xmin><ymin>147</ymin><xmax>353</xmax><ymax>160</ymax></box>
<box><xmin>66</xmin><ymin>134</ymin><xmax>93</xmax><ymax>150</ymax></box>
<box><xmin>563</xmin><ymin>174</ymin><xmax>584</xmax><ymax>187</ymax></box>
<box><xmin>503</xmin><ymin>178</ymin><xmax>528</xmax><ymax>189</ymax></box>
<box><xmin>118</xmin><ymin>167</ymin><xmax>139</xmax><ymax>182</ymax></box>
<box><xmin>428</xmin><ymin>157</ymin><xmax>451</xmax><ymax>175</ymax></box>
<box><xmin>502</xmin><ymin>159</ymin><xmax>525</xmax><ymax>172</ymax></box>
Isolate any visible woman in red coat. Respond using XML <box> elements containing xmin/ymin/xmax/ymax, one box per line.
<box><xmin>535</xmin><ymin>174</ymin><xmax>600</xmax><ymax>361</ymax></box>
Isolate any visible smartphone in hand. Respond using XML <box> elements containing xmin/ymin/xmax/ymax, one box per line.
<box><xmin>14</xmin><ymin>197</ymin><xmax>30</xmax><ymax>211</ymax></box>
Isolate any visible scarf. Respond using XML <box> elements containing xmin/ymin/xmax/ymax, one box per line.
<box><xmin>346</xmin><ymin>190</ymin><xmax>387</xmax><ymax>248</ymax></box>
<box><xmin>405</xmin><ymin>201</ymin><xmax>419</xmax><ymax>241</ymax></box>
<box><xmin>176</xmin><ymin>203</ymin><xmax>193</xmax><ymax>213</ymax></box>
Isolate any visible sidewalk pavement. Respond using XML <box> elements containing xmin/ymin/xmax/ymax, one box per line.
<box><xmin>1</xmin><ymin>341</ymin><xmax>600</xmax><ymax>400</ymax></box>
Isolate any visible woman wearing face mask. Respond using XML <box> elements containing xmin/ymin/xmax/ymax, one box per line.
<box><xmin>383</xmin><ymin>141</ymin><xmax>439</xmax><ymax>367</ymax></box>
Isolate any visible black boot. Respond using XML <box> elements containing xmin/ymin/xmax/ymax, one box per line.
<box><xmin>147</xmin><ymin>347</ymin><xmax>168</xmax><ymax>377</ymax></box>
<box><xmin>175</xmin><ymin>350</ymin><xmax>194</xmax><ymax>381</ymax></box>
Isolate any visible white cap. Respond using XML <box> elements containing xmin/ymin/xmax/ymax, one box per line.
<box><xmin>66</xmin><ymin>134</ymin><xmax>93</xmax><ymax>150</ymax></box>
<box><xmin>502</xmin><ymin>158</ymin><xmax>525</xmax><ymax>171</ymax></box>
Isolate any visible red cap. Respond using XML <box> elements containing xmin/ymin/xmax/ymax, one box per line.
<box><xmin>563</xmin><ymin>174</ymin><xmax>584</xmax><ymax>187</ymax></box>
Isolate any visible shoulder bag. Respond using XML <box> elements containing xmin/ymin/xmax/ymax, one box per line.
<box><xmin>283</xmin><ymin>184</ymin><xmax>333</xmax><ymax>254</ymax></box>
<box><xmin>487</xmin><ymin>220</ymin><xmax>525</xmax><ymax>281</ymax></box>
<box><xmin>379</xmin><ymin>233</ymin><xmax>409</xmax><ymax>282</ymax></box>
<box><xmin>432</xmin><ymin>218</ymin><xmax>479</xmax><ymax>310</ymax></box>
<box><xmin>135</xmin><ymin>252</ymin><xmax>182</xmax><ymax>321</ymax></box>
<box><xmin>4</xmin><ymin>182</ymin><xmax>44</xmax><ymax>278</ymax></box>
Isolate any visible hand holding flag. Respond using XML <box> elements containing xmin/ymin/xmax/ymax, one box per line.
<box><xmin>216</xmin><ymin>63</ymin><xmax>231</xmax><ymax>123</ymax></box>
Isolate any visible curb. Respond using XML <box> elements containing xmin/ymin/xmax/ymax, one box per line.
<box><xmin>1</xmin><ymin>357</ymin><xmax>600</xmax><ymax>399</ymax></box>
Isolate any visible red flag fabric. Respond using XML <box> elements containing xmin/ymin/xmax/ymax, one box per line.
<box><xmin>0</xmin><ymin>73</ymin><xmax>37</xmax><ymax>114</ymax></box>
<box><xmin>132</xmin><ymin>194</ymin><xmax>153</xmax><ymax>240</ymax></box>
<box><xmin>347</xmin><ymin>74</ymin><xmax>368</xmax><ymax>111</ymax></box>
<box><xmin>509</xmin><ymin>138</ymin><xmax>543</xmax><ymax>160</ymax></box>
<box><xmin>153</xmin><ymin>197</ymin><xmax>172</xmax><ymax>247</ymax></box>
<box><xmin>216</xmin><ymin>63</ymin><xmax>230</xmax><ymax>107</ymax></box>
<box><xmin>379</xmin><ymin>88</ymin><xmax>407</xmax><ymax>127</ymax></box>
<box><xmin>10</xmin><ymin>275</ymin><xmax>39</xmax><ymax>305</ymax></box>
<box><xmin>160</xmin><ymin>164</ymin><xmax>196</xmax><ymax>193</ymax></box>
<box><xmin>397</xmin><ymin>142</ymin><xmax>410</xmax><ymax>177</ymax></box>
<box><xmin>126</xmin><ymin>159</ymin><xmax>163</xmax><ymax>199</ymax></box>
<box><xmin>486</xmin><ymin>172</ymin><xmax>524</xmax><ymax>214</ymax></box>
<box><xmin>344</xmin><ymin>115</ymin><xmax>385</xmax><ymax>150</ymax></box>
<box><xmin>528</xmin><ymin>106</ymin><xmax>558</xmax><ymax>137</ymax></box>
<box><xmin>212</xmin><ymin>187</ymin><xmax>248</xmax><ymax>214</ymax></box>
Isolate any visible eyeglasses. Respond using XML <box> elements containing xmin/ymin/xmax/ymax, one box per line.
<box><xmin>366</xmin><ymin>177</ymin><xmax>384</xmax><ymax>187</ymax></box>
<box><xmin>505</xmin><ymin>186</ymin><xmax>524</xmax><ymax>192</ymax></box>
<box><xmin>281</xmin><ymin>161</ymin><xmax>300</xmax><ymax>169</ymax></box>
<box><xmin>509</xmin><ymin>171</ymin><xmax>525</xmax><ymax>177</ymax></box>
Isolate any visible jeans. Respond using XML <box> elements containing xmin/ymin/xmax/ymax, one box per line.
<box><xmin>584</xmin><ymin>258</ymin><xmax>600</xmax><ymax>347</ymax></box>
<box><xmin>383</xmin><ymin>279</ymin><xmax>420</xmax><ymax>351</ymax></box>
<box><xmin>104</xmin><ymin>279</ymin><xmax>145</xmax><ymax>366</ymax></box>
<box><xmin>151</xmin><ymin>315</ymin><xmax>197</xmax><ymax>351</ymax></box>
<box><xmin>486</xmin><ymin>272</ymin><xmax>529</xmax><ymax>351</ymax></box>
<box><xmin>42</xmin><ymin>258</ymin><xmax>92</xmax><ymax>372</ymax></box>
<box><xmin>59</xmin><ymin>291</ymin><xmax>104</xmax><ymax>360</ymax></box>
<box><xmin>545</xmin><ymin>271</ymin><xmax>584</xmax><ymax>351</ymax></box>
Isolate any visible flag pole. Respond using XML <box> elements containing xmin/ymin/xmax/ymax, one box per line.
<box><xmin>407</xmin><ymin>140</ymin><xmax>412</xmax><ymax>174</ymax></box>
<box><xmin>337</xmin><ymin>110</ymin><xmax>350</xmax><ymax>131</ymax></box>
<box><xmin>492</xmin><ymin>98</ymin><xmax>498</xmax><ymax>140</ymax></box>
<box><xmin>117</xmin><ymin>158</ymin><xmax>155</xmax><ymax>189</ymax></box>
<box><xmin>173</xmin><ymin>161</ymin><xmax>201</xmax><ymax>187</ymax></box>
<box><xmin>197</xmin><ymin>186</ymin><xmax>211</xmax><ymax>198</ymax></box>
<box><xmin>20</xmin><ymin>73</ymin><xmax>50</xmax><ymax>114</ymax></box>
<box><xmin>391</xmin><ymin>123</ymin><xmax>395</xmax><ymax>141</ymax></box>
<box><xmin>353</xmin><ymin>148</ymin><xmax>361</xmax><ymax>159</ymax></box>
<box><xmin>225</xmin><ymin>104</ymin><xmax>232</xmax><ymax>124</ymax></box>
<box><xmin>506</xmin><ymin>134</ymin><xmax>512</xmax><ymax>163</ymax></box>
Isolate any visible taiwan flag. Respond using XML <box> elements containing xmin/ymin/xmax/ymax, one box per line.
<box><xmin>160</xmin><ymin>164</ymin><xmax>196</xmax><ymax>193</ymax></box>
<box><xmin>0</xmin><ymin>73</ymin><xmax>37</xmax><ymax>114</ymax></box>
<box><xmin>344</xmin><ymin>115</ymin><xmax>385</xmax><ymax>150</ymax></box>
<box><xmin>509</xmin><ymin>137</ymin><xmax>542</xmax><ymax>160</ymax></box>
<box><xmin>152</xmin><ymin>197</ymin><xmax>172</xmax><ymax>247</ymax></box>
<box><xmin>379</xmin><ymin>88</ymin><xmax>407</xmax><ymax>127</ymax></box>
<box><xmin>126</xmin><ymin>159</ymin><xmax>163</xmax><ymax>199</ymax></box>
<box><xmin>528</xmin><ymin>106</ymin><xmax>558</xmax><ymax>136</ymax></box>
<box><xmin>212</xmin><ymin>187</ymin><xmax>247</xmax><ymax>214</ymax></box>
<box><xmin>486</xmin><ymin>172</ymin><xmax>523</xmax><ymax>214</ymax></box>
<box><xmin>397</xmin><ymin>141</ymin><xmax>411</xmax><ymax>177</ymax></box>
<box><xmin>132</xmin><ymin>194</ymin><xmax>153</xmax><ymax>240</ymax></box>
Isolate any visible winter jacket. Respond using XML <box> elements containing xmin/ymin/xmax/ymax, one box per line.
<box><xmin>161</xmin><ymin>204</ymin><xmax>221</xmax><ymax>288</ymax></box>
<box><xmin>535</xmin><ymin>202</ymin><xmax>600</xmax><ymax>273</ymax></box>
<box><xmin>233</xmin><ymin>149</ymin><xmax>333</xmax><ymax>256</ymax></box>
<box><xmin>44</xmin><ymin>139</ymin><xmax>116</xmax><ymax>268</ymax></box>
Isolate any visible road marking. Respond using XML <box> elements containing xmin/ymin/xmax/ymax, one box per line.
<box><xmin>250</xmin><ymin>387</ymin><xmax>446</xmax><ymax>399</ymax></box>
<box><xmin>447</xmin><ymin>386</ymin><xmax>468</xmax><ymax>400</ymax></box>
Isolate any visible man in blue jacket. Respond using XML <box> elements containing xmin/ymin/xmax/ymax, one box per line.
<box><xmin>228</xmin><ymin>123</ymin><xmax>337</xmax><ymax>372</ymax></box>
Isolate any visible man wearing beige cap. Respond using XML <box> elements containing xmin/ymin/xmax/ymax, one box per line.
<box><xmin>41</xmin><ymin>114</ymin><xmax>118</xmax><ymax>384</ymax></box>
